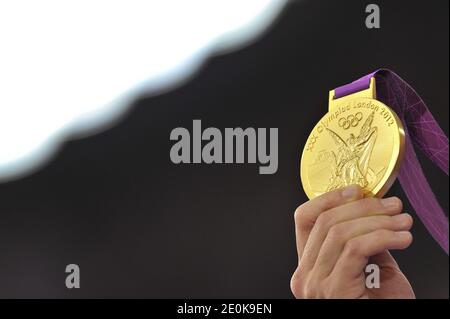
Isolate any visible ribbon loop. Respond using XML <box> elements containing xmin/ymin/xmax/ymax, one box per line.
<box><xmin>335</xmin><ymin>69</ymin><xmax>449</xmax><ymax>254</ymax></box>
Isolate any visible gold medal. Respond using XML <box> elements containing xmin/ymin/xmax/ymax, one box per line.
<box><xmin>300</xmin><ymin>77</ymin><xmax>405</xmax><ymax>199</ymax></box>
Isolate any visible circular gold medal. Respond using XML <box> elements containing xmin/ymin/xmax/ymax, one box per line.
<box><xmin>300</xmin><ymin>97</ymin><xmax>405</xmax><ymax>199</ymax></box>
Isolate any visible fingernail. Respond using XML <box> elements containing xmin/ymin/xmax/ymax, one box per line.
<box><xmin>395</xmin><ymin>231</ymin><xmax>412</xmax><ymax>240</ymax></box>
<box><xmin>381</xmin><ymin>197</ymin><xmax>401</xmax><ymax>210</ymax></box>
<box><xmin>392</xmin><ymin>213</ymin><xmax>412</xmax><ymax>225</ymax></box>
<box><xmin>342</xmin><ymin>185</ymin><xmax>360</xmax><ymax>199</ymax></box>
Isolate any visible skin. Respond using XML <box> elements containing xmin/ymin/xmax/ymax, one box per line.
<box><xmin>291</xmin><ymin>185</ymin><xmax>415</xmax><ymax>299</ymax></box>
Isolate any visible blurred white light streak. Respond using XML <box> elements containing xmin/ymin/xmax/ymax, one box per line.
<box><xmin>0</xmin><ymin>0</ymin><xmax>287</xmax><ymax>181</ymax></box>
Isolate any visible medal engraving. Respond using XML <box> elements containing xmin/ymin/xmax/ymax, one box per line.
<box><xmin>325</xmin><ymin>111</ymin><xmax>378</xmax><ymax>191</ymax></box>
<box><xmin>301</xmin><ymin>97</ymin><xmax>405</xmax><ymax>199</ymax></box>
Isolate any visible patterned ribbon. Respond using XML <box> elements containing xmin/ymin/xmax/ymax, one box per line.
<box><xmin>334</xmin><ymin>69</ymin><xmax>449</xmax><ymax>254</ymax></box>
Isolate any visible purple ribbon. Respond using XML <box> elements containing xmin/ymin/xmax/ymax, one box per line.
<box><xmin>334</xmin><ymin>69</ymin><xmax>449</xmax><ymax>254</ymax></box>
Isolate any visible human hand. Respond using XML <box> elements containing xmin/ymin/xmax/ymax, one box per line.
<box><xmin>291</xmin><ymin>185</ymin><xmax>415</xmax><ymax>299</ymax></box>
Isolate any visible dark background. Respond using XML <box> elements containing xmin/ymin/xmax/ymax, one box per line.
<box><xmin>0</xmin><ymin>0</ymin><xmax>448</xmax><ymax>298</ymax></box>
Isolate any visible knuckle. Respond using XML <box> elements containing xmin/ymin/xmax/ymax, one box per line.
<box><xmin>294</xmin><ymin>205</ymin><xmax>306</xmax><ymax>224</ymax></box>
<box><xmin>374</xmin><ymin>215</ymin><xmax>392</xmax><ymax>227</ymax></box>
<box><xmin>303</xmin><ymin>276</ymin><xmax>319</xmax><ymax>299</ymax></box>
<box><xmin>350</xmin><ymin>197</ymin><xmax>382</xmax><ymax>214</ymax></box>
<box><xmin>290</xmin><ymin>268</ymin><xmax>305</xmax><ymax>298</ymax></box>
<box><xmin>321</xmin><ymin>277</ymin><xmax>335</xmax><ymax>298</ymax></box>
<box><xmin>315</xmin><ymin>212</ymin><xmax>332</xmax><ymax>230</ymax></box>
<box><xmin>291</xmin><ymin>268</ymin><xmax>323</xmax><ymax>299</ymax></box>
<box><xmin>361</xmin><ymin>197</ymin><xmax>381</xmax><ymax>211</ymax></box>
<box><xmin>344</xmin><ymin>238</ymin><xmax>362</xmax><ymax>257</ymax></box>
<box><xmin>328</xmin><ymin>223</ymin><xmax>346</xmax><ymax>241</ymax></box>
<box><xmin>374</xmin><ymin>229</ymin><xmax>393</xmax><ymax>240</ymax></box>
<box><xmin>290</xmin><ymin>279</ymin><xmax>302</xmax><ymax>298</ymax></box>
<box><xmin>387</xmin><ymin>215</ymin><xmax>403</xmax><ymax>228</ymax></box>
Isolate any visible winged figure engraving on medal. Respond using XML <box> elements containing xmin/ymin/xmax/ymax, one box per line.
<box><xmin>325</xmin><ymin>111</ymin><xmax>378</xmax><ymax>191</ymax></box>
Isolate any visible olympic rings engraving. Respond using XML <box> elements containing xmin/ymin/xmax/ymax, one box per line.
<box><xmin>338</xmin><ymin>112</ymin><xmax>363</xmax><ymax>129</ymax></box>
